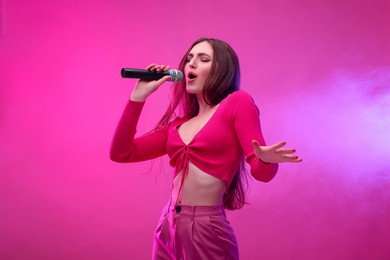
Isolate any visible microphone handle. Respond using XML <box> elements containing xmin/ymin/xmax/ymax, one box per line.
<box><xmin>121</xmin><ymin>68</ymin><xmax>169</xmax><ymax>80</ymax></box>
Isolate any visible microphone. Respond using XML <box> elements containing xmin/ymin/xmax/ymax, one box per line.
<box><xmin>121</xmin><ymin>68</ymin><xmax>183</xmax><ymax>82</ymax></box>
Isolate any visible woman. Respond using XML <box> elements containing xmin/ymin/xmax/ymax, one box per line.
<box><xmin>110</xmin><ymin>38</ymin><xmax>302</xmax><ymax>259</ymax></box>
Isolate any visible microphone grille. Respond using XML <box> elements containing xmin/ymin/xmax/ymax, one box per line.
<box><xmin>169</xmin><ymin>70</ymin><xmax>184</xmax><ymax>82</ymax></box>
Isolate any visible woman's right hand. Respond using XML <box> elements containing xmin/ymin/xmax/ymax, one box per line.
<box><xmin>130</xmin><ymin>64</ymin><xmax>172</xmax><ymax>102</ymax></box>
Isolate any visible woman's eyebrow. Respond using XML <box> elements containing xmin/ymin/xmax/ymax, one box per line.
<box><xmin>198</xmin><ymin>53</ymin><xmax>211</xmax><ymax>58</ymax></box>
<box><xmin>187</xmin><ymin>52</ymin><xmax>212</xmax><ymax>58</ymax></box>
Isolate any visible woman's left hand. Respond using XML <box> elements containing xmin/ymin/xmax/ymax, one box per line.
<box><xmin>252</xmin><ymin>140</ymin><xmax>303</xmax><ymax>164</ymax></box>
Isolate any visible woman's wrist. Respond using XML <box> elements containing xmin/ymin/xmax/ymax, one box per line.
<box><xmin>130</xmin><ymin>91</ymin><xmax>146</xmax><ymax>102</ymax></box>
<box><xmin>259</xmin><ymin>158</ymin><xmax>271</xmax><ymax>164</ymax></box>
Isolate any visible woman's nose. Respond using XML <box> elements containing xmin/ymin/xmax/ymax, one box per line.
<box><xmin>188</xmin><ymin>58</ymin><xmax>197</xmax><ymax>68</ymax></box>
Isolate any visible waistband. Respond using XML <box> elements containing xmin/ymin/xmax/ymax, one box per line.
<box><xmin>167</xmin><ymin>199</ymin><xmax>225</xmax><ymax>217</ymax></box>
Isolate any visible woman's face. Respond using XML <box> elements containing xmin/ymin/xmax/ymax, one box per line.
<box><xmin>184</xmin><ymin>41</ymin><xmax>214</xmax><ymax>96</ymax></box>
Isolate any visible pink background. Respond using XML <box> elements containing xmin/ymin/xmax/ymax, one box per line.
<box><xmin>1</xmin><ymin>0</ymin><xmax>389</xmax><ymax>259</ymax></box>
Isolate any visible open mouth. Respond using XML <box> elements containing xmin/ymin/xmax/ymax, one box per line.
<box><xmin>187</xmin><ymin>72</ymin><xmax>197</xmax><ymax>80</ymax></box>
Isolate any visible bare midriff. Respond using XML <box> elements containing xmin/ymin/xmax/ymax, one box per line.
<box><xmin>172</xmin><ymin>161</ymin><xmax>227</xmax><ymax>206</ymax></box>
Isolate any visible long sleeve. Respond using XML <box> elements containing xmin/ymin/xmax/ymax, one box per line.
<box><xmin>110</xmin><ymin>100</ymin><xmax>168</xmax><ymax>162</ymax></box>
<box><xmin>233</xmin><ymin>91</ymin><xmax>278</xmax><ymax>182</ymax></box>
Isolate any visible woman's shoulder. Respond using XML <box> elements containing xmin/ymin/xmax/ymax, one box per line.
<box><xmin>224</xmin><ymin>90</ymin><xmax>255</xmax><ymax>105</ymax></box>
<box><xmin>223</xmin><ymin>90</ymin><xmax>259</xmax><ymax>116</ymax></box>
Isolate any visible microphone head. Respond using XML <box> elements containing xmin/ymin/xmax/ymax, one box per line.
<box><xmin>169</xmin><ymin>70</ymin><xmax>184</xmax><ymax>82</ymax></box>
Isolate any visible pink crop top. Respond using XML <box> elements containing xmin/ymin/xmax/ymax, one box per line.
<box><xmin>110</xmin><ymin>90</ymin><xmax>278</xmax><ymax>187</ymax></box>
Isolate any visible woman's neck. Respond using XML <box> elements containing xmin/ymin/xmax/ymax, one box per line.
<box><xmin>196</xmin><ymin>95</ymin><xmax>214</xmax><ymax>116</ymax></box>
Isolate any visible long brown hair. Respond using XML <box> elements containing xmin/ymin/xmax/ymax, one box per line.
<box><xmin>155</xmin><ymin>38</ymin><xmax>248</xmax><ymax>210</ymax></box>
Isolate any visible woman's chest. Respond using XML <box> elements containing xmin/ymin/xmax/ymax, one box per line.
<box><xmin>168</xmin><ymin>114</ymin><xmax>239</xmax><ymax>151</ymax></box>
